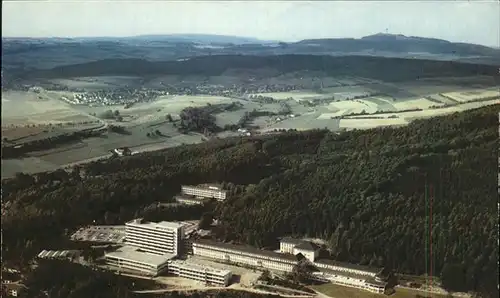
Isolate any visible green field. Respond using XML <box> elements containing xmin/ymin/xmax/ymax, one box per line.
<box><xmin>311</xmin><ymin>283</ymin><xmax>452</xmax><ymax>298</ymax></box>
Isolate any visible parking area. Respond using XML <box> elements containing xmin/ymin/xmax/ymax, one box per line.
<box><xmin>185</xmin><ymin>255</ymin><xmax>263</xmax><ymax>287</ymax></box>
<box><xmin>71</xmin><ymin>225</ymin><xmax>126</xmax><ymax>243</ymax></box>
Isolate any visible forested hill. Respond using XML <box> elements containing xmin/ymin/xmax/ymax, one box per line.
<box><xmin>23</xmin><ymin>54</ymin><xmax>499</xmax><ymax>82</ymax></box>
<box><xmin>2</xmin><ymin>106</ymin><xmax>498</xmax><ymax>297</ymax></box>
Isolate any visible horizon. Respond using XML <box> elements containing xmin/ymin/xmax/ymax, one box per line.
<box><xmin>2</xmin><ymin>1</ymin><xmax>500</xmax><ymax>48</ymax></box>
<box><xmin>2</xmin><ymin>32</ymin><xmax>498</xmax><ymax>49</ymax></box>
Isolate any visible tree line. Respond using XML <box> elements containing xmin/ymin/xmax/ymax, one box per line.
<box><xmin>24</xmin><ymin>55</ymin><xmax>499</xmax><ymax>83</ymax></box>
<box><xmin>1</xmin><ymin>105</ymin><xmax>498</xmax><ymax>298</ymax></box>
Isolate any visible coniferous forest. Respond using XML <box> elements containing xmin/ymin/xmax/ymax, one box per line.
<box><xmin>2</xmin><ymin>105</ymin><xmax>498</xmax><ymax>298</ymax></box>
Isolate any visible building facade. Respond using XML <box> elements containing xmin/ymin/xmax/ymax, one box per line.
<box><xmin>313</xmin><ymin>259</ymin><xmax>380</xmax><ymax>277</ymax></box>
<box><xmin>193</xmin><ymin>237</ymin><xmax>386</xmax><ymax>294</ymax></box>
<box><xmin>175</xmin><ymin>195</ymin><xmax>207</xmax><ymax>205</ymax></box>
<box><xmin>181</xmin><ymin>185</ymin><xmax>227</xmax><ymax>201</ymax></box>
<box><xmin>311</xmin><ymin>270</ymin><xmax>385</xmax><ymax>293</ymax></box>
<box><xmin>124</xmin><ymin>219</ymin><xmax>185</xmax><ymax>256</ymax></box>
<box><xmin>167</xmin><ymin>260</ymin><xmax>232</xmax><ymax>287</ymax></box>
<box><xmin>193</xmin><ymin>240</ymin><xmax>298</xmax><ymax>272</ymax></box>
<box><xmin>104</xmin><ymin>246</ymin><xmax>172</xmax><ymax>276</ymax></box>
<box><xmin>280</xmin><ymin>237</ymin><xmax>319</xmax><ymax>262</ymax></box>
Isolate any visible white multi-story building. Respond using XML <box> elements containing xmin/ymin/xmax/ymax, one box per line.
<box><xmin>311</xmin><ymin>268</ymin><xmax>386</xmax><ymax>294</ymax></box>
<box><xmin>175</xmin><ymin>195</ymin><xmax>207</xmax><ymax>205</ymax></box>
<box><xmin>194</xmin><ymin>237</ymin><xmax>386</xmax><ymax>294</ymax></box>
<box><xmin>279</xmin><ymin>237</ymin><xmax>319</xmax><ymax>262</ymax></box>
<box><xmin>279</xmin><ymin>237</ymin><xmax>301</xmax><ymax>254</ymax></box>
<box><xmin>313</xmin><ymin>258</ymin><xmax>381</xmax><ymax>277</ymax></box>
<box><xmin>181</xmin><ymin>184</ymin><xmax>227</xmax><ymax>201</ymax></box>
<box><xmin>104</xmin><ymin>246</ymin><xmax>174</xmax><ymax>276</ymax></box>
<box><xmin>124</xmin><ymin>219</ymin><xmax>185</xmax><ymax>256</ymax></box>
<box><xmin>193</xmin><ymin>239</ymin><xmax>299</xmax><ymax>272</ymax></box>
<box><xmin>167</xmin><ymin>260</ymin><xmax>232</xmax><ymax>287</ymax></box>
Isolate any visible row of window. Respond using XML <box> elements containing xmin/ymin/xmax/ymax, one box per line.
<box><xmin>175</xmin><ymin>273</ymin><xmax>228</xmax><ymax>286</ymax></box>
<box><xmin>125</xmin><ymin>235</ymin><xmax>177</xmax><ymax>247</ymax></box>
<box><xmin>105</xmin><ymin>259</ymin><xmax>167</xmax><ymax>275</ymax></box>
<box><xmin>194</xmin><ymin>247</ymin><xmax>294</xmax><ymax>272</ymax></box>
<box><xmin>315</xmin><ymin>263</ymin><xmax>375</xmax><ymax>277</ymax></box>
<box><xmin>181</xmin><ymin>187</ymin><xmax>227</xmax><ymax>200</ymax></box>
<box><xmin>168</xmin><ymin>266</ymin><xmax>227</xmax><ymax>280</ymax></box>
<box><xmin>125</xmin><ymin>239</ymin><xmax>176</xmax><ymax>253</ymax></box>
<box><xmin>106</xmin><ymin>256</ymin><xmax>168</xmax><ymax>269</ymax></box>
<box><xmin>194</xmin><ymin>244</ymin><xmax>296</xmax><ymax>264</ymax></box>
<box><xmin>126</xmin><ymin>226</ymin><xmax>179</xmax><ymax>238</ymax></box>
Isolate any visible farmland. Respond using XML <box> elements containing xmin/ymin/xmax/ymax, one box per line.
<box><xmin>1</xmin><ymin>74</ymin><xmax>498</xmax><ymax>179</ymax></box>
<box><xmin>1</xmin><ymin>90</ymin><xmax>101</xmax><ymax>126</ymax></box>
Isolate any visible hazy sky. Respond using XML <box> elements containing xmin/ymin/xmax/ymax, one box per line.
<box><xmin>2</xmin><ymin>1</ymin><xmax>499</xmax><ymax>47</ymax></box>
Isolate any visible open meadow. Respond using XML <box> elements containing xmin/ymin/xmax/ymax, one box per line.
<box><xmin>2</xmin><ymin>76</ymin><xmax>499</xmax><ymax>178</ymax></box>
<box><xmin>1</xmin><ymin>90</ymin><xmax>99</xmax><ymax>126</ymax></box>
<box><xmin>311</xmin><ymin>283</ymin><xmax>457</xmax><ymax>298</ymax></box>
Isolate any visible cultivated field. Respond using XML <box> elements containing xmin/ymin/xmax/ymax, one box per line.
<box><xmin>2</xmin><ymin>77</ymin><xmax>498</xmax><ymax>179</ymax></box>
<box><xmin>327</xmin><ymin>99</ymin><xmax>379</xmax><ymax>115</ymax></box>
<box><xmin>1</xmin><ymin>91</ymin><xmax>98</xmax><ymax>126</ymax></box>
<box><xmin>49</xmin><ymin>76</ymin><xmax>144</xmax><ymax>90</ymax></box>
<box><xmin>440</xmin><ymin>88</ymin><xmax>500</xmax><ymax>103</ymax></box>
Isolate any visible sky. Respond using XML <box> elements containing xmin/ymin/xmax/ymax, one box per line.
<box><xmin>2</xmin><ymin>1</ymin><xmax>500</xmax><ymax>47</ymax></box>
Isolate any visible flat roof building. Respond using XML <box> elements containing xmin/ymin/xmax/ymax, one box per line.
<box><xmin>279</xmin><ymin>237</ymin><xmax>320</xmax><ymax>262</ymax></box>
<box><xmin>181</xmin><ymin>184</ymin><xmax>227</xmax><ymax>201</ymax></box>
<box><xmin>314</xmin><ymin>258</ymin><xmax>381</xmax><ymax>277</ymax></box>
<box><xmin>175</xmin><ymin>195</ymin><xmax>208</xmax><ymax>205</ymax></box>
<box><xmin>311</xmin><ymin>267</ymin><xmax>386</xmax><ymax>294</ymax></box>
<box><xmin>104</xmin><ymin>246</ymin><xmax>174</xmax><ymax>276</ymax></box>
<box><xmin>125</xmin><ymin>219</ymin><xmax>185</xmax><ymax>256</ymax></box>
<box><xmin>193</xmin><ymin>239</ymin><xmax>299</xmax><ymax>273</ymax></box>
<box><xmin>167</xmin><ymin>260</ymin><xmax>232</xmax><ymax>287</ymax></box>
<box><xmin>193</xmin><ymin>237</ymin><xmax>386</xmax><ymax>294</ymax></box>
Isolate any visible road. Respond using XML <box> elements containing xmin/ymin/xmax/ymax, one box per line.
<box><xmin>133</xmin><ymin>285</ymin><xmax>316</xmax><ymax>297</ymax></box>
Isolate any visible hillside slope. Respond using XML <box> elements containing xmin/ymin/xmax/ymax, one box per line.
<box><xmin>3</xmin><ymin>33</ymin><xmax>499</xmax><ymax>71</ymax></box>
<box><xmin>22</xmin><ymin>55</ymin><xmax>499</xmax><ymax>82</ymax></box>
<box><xmin>1</xmin><ymin>105</ymin><xmax>498</xmax><ymax>297</ymax></box>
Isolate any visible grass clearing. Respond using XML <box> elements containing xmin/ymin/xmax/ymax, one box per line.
<box><xmin>328</xmin><ymin>100</ymin><xmax>380</xmax><ymax>115</ymax></box>
<box><xmin>311</xmin><ymin>283</ymin><xmax>452</xmax><ymax>298</ymax></box>
<box><xmin>1</xmin><ymin>91</ymin><xmax>96</xmax><ymax>126</ymax></box>
<box><xmin>441</xmin><ymin>89</ymin><xmax>500</xmax><ymax>103</ymax></box>
<box><xmin>393</xmin><ymin>98</ymin><xmax>443</xmax><ymax>110</ymax></box>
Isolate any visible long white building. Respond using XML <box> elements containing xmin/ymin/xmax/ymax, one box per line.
<box><xmin>167</xmin><ymin>260</ymin><xmax>232</xmax><ymax>287</ymax></box>
<box><xmin>194</xmin><ymin>237</ymin><xmax>386</xmax><ymax>294</ymax></box>
<box><xmin>193</xmin><ymin>239</ymin><xmax>299</xmax><ymax>272</ymax></box>
<box><xmin>314</xmin><ymin>258</ymin><xmax>380</xmax><ymax>277</ymax></box>
<box><xmin>124</xmin><ymin>219</ymin><xmax>185</xmax><ymax>256</ymax></box>
<box><xmin>175</xmin><ymin>195</ymin><xmax>208</xmax><ymax>205</ymax></box>
<box><xmin>181</xmin><ymin>184</ymin><xmax>227</xmax><ymax>201</ymax></box>
<box><xmin>311</xmin><ymin>268</ymin><xmax>386</xmax><ymax>294</ymax></box>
